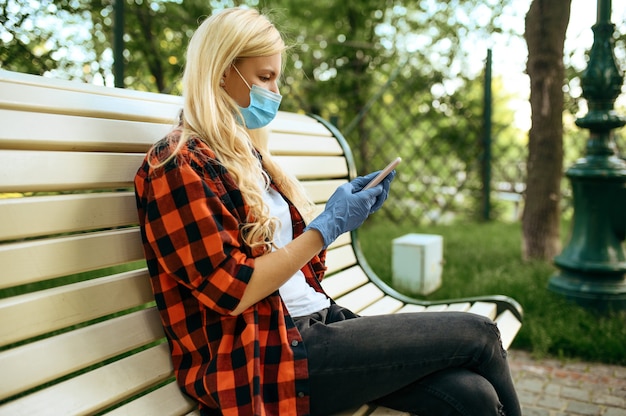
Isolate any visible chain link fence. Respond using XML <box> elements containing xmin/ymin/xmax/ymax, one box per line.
<box><xmin>319</xmin><ymin>63</ymin><xmax>534</xmax><ymax>226</ymax></box>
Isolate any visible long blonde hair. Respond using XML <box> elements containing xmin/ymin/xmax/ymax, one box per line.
<box><xmin>157</xmin><ymin>8</ymin><xmax>314</xmax><ymax>253</ymax></box>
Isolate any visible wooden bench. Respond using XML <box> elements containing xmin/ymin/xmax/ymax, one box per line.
<box><xmin>0</xmin><ymin>69</ymin><xmax>523</xmax><ymax>416</ymax></box>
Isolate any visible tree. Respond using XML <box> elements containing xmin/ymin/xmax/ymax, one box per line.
<box><xmin>89</xmin><ymin>0</ymin><xmax>214</xmax><ymax>92</ymax></box>
<box><xmin>0</xmin><ymin>0</ymin><xmax>91</xmax><ymax>78</ymax></box>
<box><xmin>523</xmin><ymin>0</ymin><xmax>572</xmax><ymax>260</ymax></box>
<box><xmin>0</xmin><ymin>0</ymin><xmax>215</xmax><ymax>92</ymax></box>
<box><xmin>260</xmin><ymin>0</ymin><xmax>516</xmax><ymax>173</ymax></box>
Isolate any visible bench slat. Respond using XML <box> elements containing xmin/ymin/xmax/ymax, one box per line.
<box><xmin>321</xmin><ymin>265</ymin><xmax>369</xmax><ymax>299</ymax></box>
<box><xmin>0</xmin><ymin>182</ymin><xmax>342</xmax><ymax>242</ymax></box>
<box><xmin>0</xmin><ymin>69</ymin><xmax>182</xmax><ymax>105</ymax></box>
<box><xmin>0</xmin><ymin>269</ymin><xmax>152</xmax><ymax>347</ymax></box>
<box><xmin>424</xmin><ymin>304</ymin><xmax>449</xmax><ymax>312</ymax></box>
<box><xmin>0</xmin><ymin>109</ymin><xmax>171</xmax><ymax>152</ymax></box>
<box><xmin>0</xmin><ymin>109</ymin><xmax>340</xmax><ymax>155</ymax></box>
<box><xmin>103</xmin><ymin>380</ymin><xmax>197</xmax><ymax>416</ymax></box>
<box><xmin>301</xmin><ymin>179</ymin><xmax>346</xmax><ymax>203</ymax></box>
<box><xmin>334</xmin><ymin>282</ymin><xmax>385</xmax><ymax>313</ymax></box>
<box><xmin>325</xmin><ymin>244</ymin><xmax>358</xmax><ymax>275</ymax></box>
<box><xmin>444</xmin><ymin>302</ymin><xmax>472</xmax><ymax>312</ymax></box>
<box><xmin>0</xmin><ymin>192</ymin><xmax>137</xmax><ymax>241</ymax></box>
<box><xmin>0</xmin><ymin>76</ymin><xmax>182</xmax><ymax>124</ymax></box>
<box><xmin>0</xmin><ymin>150</ymin><xmax>144</xmax><ymax>193</ymax></box>
<box><xmin>0</xmin><ymin>150</ymin><xmax>345</xmax><ymax>193</ymax></box>
<box><xmin>396</xmin><ymin>303</ymin><xmax>427</xmax><ymax>313</ymax></box>
<box><xmin>357</xmin><ymin>295</ymin><xmax>405</xmax><ymax>316</ymax></box>
<box><xmin>268</xmin><ymin>111</ymin><xmax>332</xmax><ymax>136</ymax></box>
<box><xmin>0</xmin><ymin>308</ymin><xmax>164</xmax><ymax>401</ymax></box>
<box><xmin>0</xmin><ymin>343</ymin><xmax>174</xmax><ymax>416</ymax></box>
<box><xmin>495</xmin><ymin>309</ymin><xmax>523</xmax><ymax>350</ymax></box>
<box><xmin>326</xmin><ymin>232</ymin><xmax>351</xmax><ymax>251</ymax></box>
<box><xmin>268</xmin><ymin>132</ymin><xmax>343</xmax><ymax>156</ymax></box>
<box><xmin>467</xmin><ymin>301</ymin><xmax>498</xmax><ymax>320</ymax></box>
<box><xmin>0</xmin><ymin>228</ymin><xmax>144</xmax><ymax>289</ymax></box>
<box><xmin>275</xmin><ymin>155</ymin><xmax>348</xmax><ymax>179</ymax></box>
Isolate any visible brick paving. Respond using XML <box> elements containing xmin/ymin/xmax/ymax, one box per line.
<box><xmin>507</xmin><ymin>349</ymin><xmax>626</xmax><ymax>416</ymax></box>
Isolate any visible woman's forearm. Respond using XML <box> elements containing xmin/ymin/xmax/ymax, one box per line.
<box><xmin>230</xmin><ymin>229</ymin><xmax>325</xmax><ymax>315</ymax></box>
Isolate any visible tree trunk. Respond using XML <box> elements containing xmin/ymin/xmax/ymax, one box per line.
<box><xmin>522</xmin><ymin>0</ymin><xmax>572</xmax><ymax>260</ymax></box>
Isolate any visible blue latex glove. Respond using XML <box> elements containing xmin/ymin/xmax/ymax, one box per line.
<box><xmin>305</xmin><ymin>170</ymin><xmax>396</xmax><ymax>248</ymax></box>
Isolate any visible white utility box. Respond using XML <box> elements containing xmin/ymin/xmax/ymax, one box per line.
<box><xmin>392</xmin><ymin>233</ymin><xmax>443</xmax><ymax>295</ymax></box>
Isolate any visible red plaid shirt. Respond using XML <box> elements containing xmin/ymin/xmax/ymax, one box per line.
<box><xmin>134</xmin><ymin>131</ymin><xmax>327</xmax><ymax>415</ymax></box>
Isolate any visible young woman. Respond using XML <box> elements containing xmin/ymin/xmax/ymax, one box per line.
<box><xmin>134</xmin><ymin>7</ymin><xmax>521</xmax><ymax>416</ymax></box>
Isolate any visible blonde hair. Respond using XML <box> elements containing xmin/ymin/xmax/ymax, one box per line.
<box><xmin>154</xmin><ymin>8</ymin><xmax>314</xmax><ymax>253</ymax></box>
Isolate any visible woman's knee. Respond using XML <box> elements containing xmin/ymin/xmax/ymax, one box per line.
<box><xmin>421</xmin><ymin>369</ymin><xmax>504</xmax><ymax>416</ymax></box>
<box><xmin>458</xmin><ymin>313</ymin><xmax>507</xmax><ymax>360</ymax></box>
<box><xmin>454</xmin><ymin>371</ymin><xmax>503</xmax><ymax>415</ymax></box>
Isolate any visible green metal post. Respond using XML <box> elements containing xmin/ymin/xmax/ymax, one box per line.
<box><xmin>548</xmin><ymin>0</ymin><xmax>626</xmax><ymax>310</ymax></box>
<box><xmin>482</xmin><ymin>49</ymin><xmax>492</xmax><ymax>221</ymax></box>
<box><xmin>114</xmin><ymin>0</ymin><xmax>125</xmax><ymax>88</ymax></box>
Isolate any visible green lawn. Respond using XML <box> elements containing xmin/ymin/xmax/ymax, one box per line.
<box><xmin>357</xmin><ymin>219</ymin><xmax>626</xmax><ymax>365</ymax></box>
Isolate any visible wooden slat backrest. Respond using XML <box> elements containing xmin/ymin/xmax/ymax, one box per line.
<box><xmin>0</xmin><ymin>70</ymin><xmax>356</xmax><ymax>415</ymax></box>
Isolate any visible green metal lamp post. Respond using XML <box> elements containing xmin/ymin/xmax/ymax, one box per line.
<box><xmin>548</xmin><ymin>0</ymin><xmax>626</xmax><ymax>310</ymax></box>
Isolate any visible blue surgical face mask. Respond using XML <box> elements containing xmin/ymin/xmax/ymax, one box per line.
<box><xmin>232</xmin><ymin>65</ymin><xmax>282</xmax><ymax>129</ymax></box>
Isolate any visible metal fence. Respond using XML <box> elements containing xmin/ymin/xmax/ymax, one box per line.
<box><xmin>325</xmin><ymin>62</ymin><xmax>532</xmax><ymax>225</ymax></box>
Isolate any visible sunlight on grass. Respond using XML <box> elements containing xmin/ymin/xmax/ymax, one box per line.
<box><xmin>358</xmin><ymin>218</ymin><xmax>626</xmax><ymax>365</ymax></box>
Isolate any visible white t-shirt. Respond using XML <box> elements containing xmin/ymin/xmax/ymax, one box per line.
<box><xmin>261</xmin><ymin>183</ymin><xmax>330</xmax><ymax>317</ymax></box>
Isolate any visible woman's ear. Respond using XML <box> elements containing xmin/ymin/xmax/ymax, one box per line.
<box><xmin>221</xmin><ymin>65</ymin><xmax>232</xmax><ymax>89</ymax></box>
<box><xmin>222</xmin><ymin>64</ymin><xmax>233</xmax><ymax>81</ymax></box>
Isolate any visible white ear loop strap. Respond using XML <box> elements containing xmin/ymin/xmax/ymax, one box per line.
<box><xmin>232</xmin><ymin>65</ymin><xmax>251</xmax><ymax>90</ymax></box>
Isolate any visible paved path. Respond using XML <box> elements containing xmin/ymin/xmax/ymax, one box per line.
<box><xmin>508</xmin><ymin>349</ymin><xmax>626</xmax><ymax>416</ymax></box>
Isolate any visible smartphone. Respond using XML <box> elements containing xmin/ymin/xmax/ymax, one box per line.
<box><xmin>362</xmin><ymin>157</ymin><xmax>401</xmax><ymax>190</ymax></box>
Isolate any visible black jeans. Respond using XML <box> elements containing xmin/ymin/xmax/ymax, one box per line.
<box><xmin>294</xmin><ymin>304</ymin><xmax>521</xmax><ymax>416</ymax></box>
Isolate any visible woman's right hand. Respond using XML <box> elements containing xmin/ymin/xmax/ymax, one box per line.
<box><xmin>305</xmin><ymin>170</ymin><xmax>395</xmax><ymax>248</ymax></box>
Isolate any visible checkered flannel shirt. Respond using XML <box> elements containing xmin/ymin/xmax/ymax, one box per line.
<box><xmin>134</xmin><ymin>132</ymin><xmax>327</xmax><ymax>415</ymax></box>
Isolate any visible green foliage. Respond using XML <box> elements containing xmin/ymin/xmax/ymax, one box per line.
<box><xmin>358</xmin><ymin>218</ymin><xmax>626</xmax><ymax>364</ymax></box>
<box><xmin>1</xmin><ymin>0</ymin><xmax>91</xmax><ymax>77</ymax></box>
<box><xmin>0</xmin><ymin>1</ymin><xmax>526</xmax><ymax>216</ymax></box>
<box><xmin>88</xmin><ymin>0</ymin><xmax>213</xmax><ymax>92</ymax></box>
<box><xmin>1</xmin><ymin>0</ymin><xmax>218</xmax><ymax>91</ymax></box>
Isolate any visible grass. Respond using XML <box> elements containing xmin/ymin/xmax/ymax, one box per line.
<box><xmin>357</xmin><ymin>219</ymin><xmax>626</xmax><ymax>365</ymax></box>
